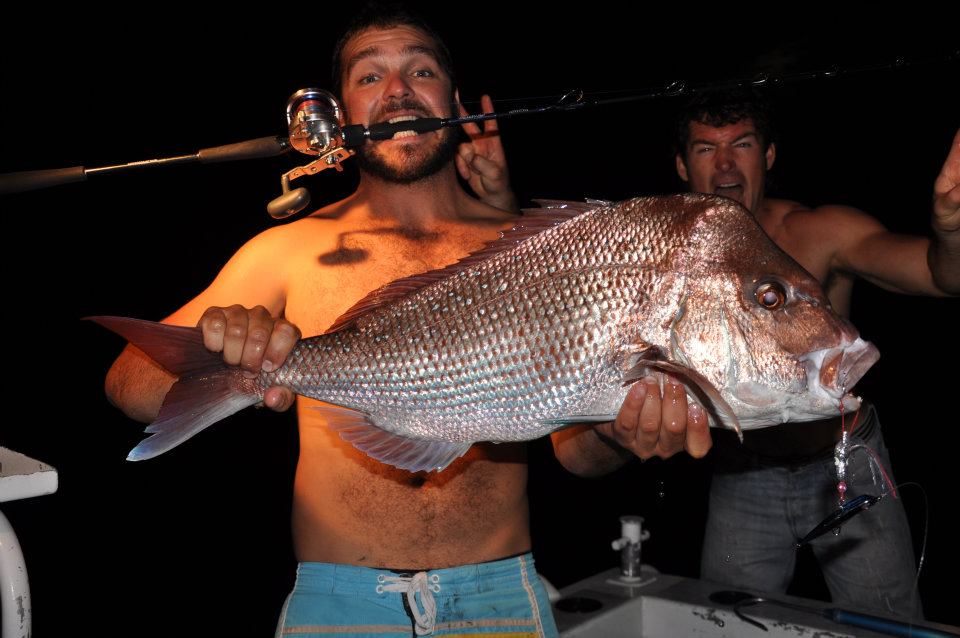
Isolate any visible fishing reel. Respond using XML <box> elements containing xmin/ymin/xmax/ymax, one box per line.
<box><xmin>267</xmin><ymin>88</ymin><xmax>354</xmax><ymax>219</ymax></box>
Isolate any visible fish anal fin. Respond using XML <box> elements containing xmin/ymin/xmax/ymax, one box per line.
<box><xmin>309</xmin><ymin>406</ymin><xmax>472</xmax><ymax>472</ymax></box>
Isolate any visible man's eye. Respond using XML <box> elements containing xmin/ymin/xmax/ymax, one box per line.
<box><xmin>413</xmin><ymin>69</ymin><xmax>435</xmax><ymax>78</ymax></box>
<box><xmin>358</xmin><ymin>74</ymin><xmax>379</xmax><ymax>85</ymax></box>
<box><xmin>737</xmin><ymin>142</ymin><xmax>753</xmax><ymax>148</ymax></box>
<box><xmin>695</xmin><ymin>147</ymin><xmax>713</xmax><ymax>154</ymax></box>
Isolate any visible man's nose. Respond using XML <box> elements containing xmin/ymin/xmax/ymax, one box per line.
<box><xmin>714</xmin><ymin>146</ymin><xmax>734</xmax><ymax>171</ymax></box>
<box><xmin>382</xmin><ymin>72</ymin><xmax>413</xmax><ymax>100</ymax></box>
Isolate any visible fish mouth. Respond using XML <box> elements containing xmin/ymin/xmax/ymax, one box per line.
<box><xmin>801</xmin><ymin>337</ymin><xmax>880</xmax><ymax>410</ymax></box>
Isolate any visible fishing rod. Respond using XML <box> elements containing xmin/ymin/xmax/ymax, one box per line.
<box><xmin>271</xmin><ymin>49</ymin><xmax>960</xmax><ymax>218</ymax></box>
<box><xmin>342</xmin><ymin>47</ymin><xmax>960</xmax><ymax>143</ymax></box>
<box><xmin>2</xmin><ymin>50</ymin><xmax>955</xmax><ymax>219</ymax></box>
<box><xmin>709</xmin><ymin>590</ymin><xmax>956</xmax><ymax>637</ymax></box>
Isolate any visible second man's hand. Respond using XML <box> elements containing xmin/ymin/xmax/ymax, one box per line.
<box><xmin>456</xmin><ymin>94</ymin><xmax>520</xmax><ymax>213</ymax></box>
<box><xmin>597</xmin><ymin>374</ymin><xmax>711</xmax><ymax>460</ymax></box>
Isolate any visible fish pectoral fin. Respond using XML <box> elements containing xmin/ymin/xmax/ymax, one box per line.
<box><xmin>539</xmin><ymin>415</ymin><xmax>618</xmax><ymax>428</ymax></box>
<box><xmin>309</xmin><ymin>406</ymin><xmax>472</xmax><ymax>473</ymax></box>
<box><xmin>619</xmin><ymin>342</ymin><xmax>666</xmax><ymax>382</ymax></box>
<box><xmin>621</xmin><ymin>358</ymin><xmax>743</xmax><ymax>442</ymax></box>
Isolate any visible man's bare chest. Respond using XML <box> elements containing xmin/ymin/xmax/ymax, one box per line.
<box><xmin>283</xmin><ymin>228</ymin><xmax>491</xmax><ymax>336</ymax></box>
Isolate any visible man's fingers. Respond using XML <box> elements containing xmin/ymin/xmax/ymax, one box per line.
<box><xmin>221</xmin><ymin>305</ymin><xmax>249</xmax><ymax>367</ymax></box>
<box><xmin>480</xmin><ymin>95</ymin><xmax>499</xmax><ymax>134</ymax></box>
<box><xmin>263</xmin><ymin>386</ymin><xmax>296</xmax><ymax>412</ymax></box>
<box><xmin>684</xmin><ymin>402</ymin><xmax>712</xmax><ymax>458</ymax></box>
<box><xmin>240</xmin><ymin>305</ymin><xmax>273</xmax><ymax>378</ymax></box>
<box><xmin>635</xmin><ymin>376</ymin><xmax>663</xmax><ymax>457</ymax></box>
<box><xmin>934</xmin><ymin>129</ymin><xmax>960</xmax><ymax>197</ymax></box>
<box><xmin>655</xmin><ymin>376</ymin><xmax>688</xmax><ymax>457</ymax></box>
<box><xmin>613</xmin><ymin>381</ymin><xmax>647</xmax><ymax>439</ymax></box>
<box><xmin>607</xmin><ymin>375</ymin><xmax>713</xmax><ymax>462</ymax></box>
<box><xmin>457</xmin><ymin>99</ymin><xmax>481</xmax><ymax>136</ymax></box>
<box><xmin>198</xmin><ymin>305</ymin><xmax>298</xmax><ymax>378</ymax></box>
<box><xmin>455</xmin><ymin>151</ymin><xmax>472</xmax><ymax>181</ymax></box>
<box><xmin>933</xmin><ymin>182</ymin><xmax>960</xmax><ymax>233</ymax></box>
<box><xmin>460</xmin><ymin>95</ymin><xmax>501</xmax><ymax>139</ymax></box>
<box><xmin>468</xmin><ymin>153</ymin><xmax>505</xmax><ymax>182</ymax></box>
<box><xmin>199</xmin><ymin>307</ymin><xmax>228</xmax><ymax>353</ymax></box>
<box><xmin>263</xmin><ymin>320</ymin><xmax>301</xmax><ymax>372</ymax></box>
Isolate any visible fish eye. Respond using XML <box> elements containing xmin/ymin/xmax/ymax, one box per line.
<box><xmin>755</xmin><ymin>281</ymin><xmax>786</xmax><ymax>309</ymax></box>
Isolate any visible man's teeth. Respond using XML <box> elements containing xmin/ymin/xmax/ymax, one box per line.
<box><xmin>718</xmin><ymin>183</ymin><xmax>741</xmax><ymax>189</ymax></box>
<box><xmin>387</xmin><ymin>115</ymin><xmax>420</xmax><ymax>139</ymax></box>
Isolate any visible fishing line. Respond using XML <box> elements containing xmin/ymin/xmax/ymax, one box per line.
<box><xmin>895</xmin><ymin>481</ymin><xmax>929</xmax><ymax>610</ymax></box>
<box><xmin>339</xmin><ymin>48</ymin><xmax>959</xmax><ymax>123</ymax></box>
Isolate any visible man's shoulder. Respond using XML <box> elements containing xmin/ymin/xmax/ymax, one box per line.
<box><xmin>769</xmin><ymin>198</ymin><xmax>877</xmax><ymax>230</ymax></box>
<box><xmin>243</xmin><ymin>199</ymin><xmax>358</xmax><ymax>248</ymax></box>
<box><xmin>766</xmin><ymin>198</ymin><xmax>887</xmax><ymax>269</ymax></box>
<box><xmin>765</xmin><ymin>197</ymin><xmax>813</xmax><ymax>218</ymax></box>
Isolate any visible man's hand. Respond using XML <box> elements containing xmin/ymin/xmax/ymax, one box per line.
<box><xmin>198</xmin><ymin>304</ymin><xmax>300</xmax><ymax>411</ymax></box>
<box><xmin>597</xmin><ymin>375</ymin><xmax>711</xmax><ymax>460</ymax></box>
<box><xmin>456</xmin><ymin>94</ymin><xmax>519</xmax><ymax>213</ymax></box>
<box><xmin>933</xmin><ymin>128</ymin><xmax>960</xmax><ymax>234</ymax></box>
<box><xmin>551</xmin><ymin>374</ymin><xmax>712</xmax><ymax>477</ymax></box>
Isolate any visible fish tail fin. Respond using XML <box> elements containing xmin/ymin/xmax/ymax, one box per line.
<box><xmin>88</xmin><ymin>315</ymin><xmax>263</xmax><ymax>460</ymax></box>
<box><xmin>130</xmin><ymin>376</ymin><xmax>260</xmax><ymax>461</ymax></box>
<box><xmin>88</xmin><ymin>315</ymin><xmax>222</xmax><ymax>376</ymax></box>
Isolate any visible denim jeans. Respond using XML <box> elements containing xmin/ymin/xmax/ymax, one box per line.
<box><xmin>701</xmin><ymin>405</ymin><xmax>922</xmax><ymax>619</ymax></box>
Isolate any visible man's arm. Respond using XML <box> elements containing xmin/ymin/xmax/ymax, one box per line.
<box><xmin>827</xmin><ymin>129</ymin><xmax>960</xmax><ymax>296</ymax></box>
<box><xmin>551</xmin><ymin>375</ymin><xmax>711</xmax><ymax>478</ymax></box>
<box><xmin>105</xmin><ymin>227</ymin><xmax>300</xmax><ymax>422</ymax></box>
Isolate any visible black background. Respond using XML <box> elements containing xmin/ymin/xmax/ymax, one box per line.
<box><xmin>1</xmin><ymin>4</ymin><xmax>957</xmax><ymax>636</ymax></box>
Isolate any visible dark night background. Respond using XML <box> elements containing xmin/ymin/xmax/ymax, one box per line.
<box><xmin>1</xmin><ymin>5</ymin><xmax>957</xmax><ymax>636</ymax></box>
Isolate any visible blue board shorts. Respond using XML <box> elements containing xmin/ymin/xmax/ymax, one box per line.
<box><xmin>275</xmin><ymin>553</ymin><xmax>559</xmax><ymax>637</ymax></box>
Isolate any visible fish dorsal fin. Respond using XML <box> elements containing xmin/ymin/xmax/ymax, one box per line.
<box><xmin>324</xmin><ymin>199</ymin><xmax>606</xmax><ymax>334</ymax></box>
<box><xmin>585</xmin><ymin>197</ymin><xmax>614</xmax><ymax>207</ymax></box>
<box><xmin>309</xmin><ymin>405</ymin><xmax>472</xmax><ymax>472</ymax></box>
<box><xmin>530</xmin><ymin>198</ymin><xmax>609</xmax><ymax>215</ymax></box>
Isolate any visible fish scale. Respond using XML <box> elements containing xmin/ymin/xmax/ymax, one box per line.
<box><xmin>280</xmin><ymin>267</ymin><xmax>643</xmax><ymax>441</ymax></box>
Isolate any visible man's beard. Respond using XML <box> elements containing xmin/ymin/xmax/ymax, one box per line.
<box><xmin>356</xmin><ymin>126</ymin><xmax>460</xmax><ymax>184</ymax></box>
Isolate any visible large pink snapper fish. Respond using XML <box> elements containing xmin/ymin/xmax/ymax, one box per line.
<box><xmin>94</xmin><ymin>194</ymin><xmax>879</xmax><ymax>472</ymax></box>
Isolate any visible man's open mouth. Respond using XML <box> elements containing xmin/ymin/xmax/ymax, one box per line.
<box><xmin>387</xmin><ymin>115</ymin><xmax>421</xmax><ymax>139</ymax></box>
<box><xmin>715</xmin><ymin>182</ymin><xmax>744</xmax><ymax>197</ymax></box>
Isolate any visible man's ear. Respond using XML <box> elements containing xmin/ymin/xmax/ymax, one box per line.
<box><xmin>675</xmin><ymin>154</ymin><xmax>689</xmax><ymax>182</ymax></box>
<box><xmin>766</xmin><ymin>143</ymin><xmax>776</xmax><ymax>170</ymax></box>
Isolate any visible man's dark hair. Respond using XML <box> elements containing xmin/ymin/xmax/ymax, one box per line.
<box><xmin>674</xmin><ymin>88</ymin><xmax>776</xmax><ymax>158</ymax></box>
<box><xmin>331</xmin><ymin>2</ymin><xmax>456</xmax><ymax>99</ymax></box>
